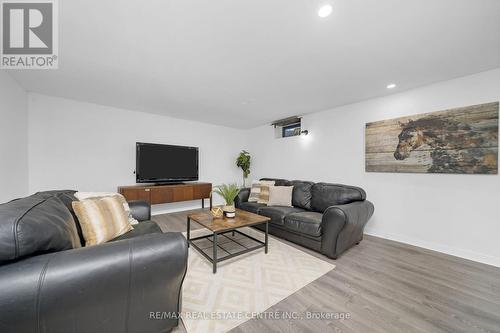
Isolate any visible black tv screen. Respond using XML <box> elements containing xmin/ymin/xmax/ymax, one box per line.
<box><xmin>136</xmin><ymin>142</ymin><xmax>199</xmax><ymax>183</ymax></box>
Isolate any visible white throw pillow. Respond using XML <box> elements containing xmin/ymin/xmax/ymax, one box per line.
<box><xmin>267</xmin><ymin>185</ymin><xmax>294</xmax><ymax>207</ymax></box>
<box><xmin>75</xmin><ymin>192</ymin><xmax>139</xmax><ymax>225</ymax></box>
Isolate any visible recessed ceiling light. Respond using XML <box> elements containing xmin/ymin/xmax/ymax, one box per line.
<box><xmin>387</xmin><ymin>83</ymin><xmax>397</xmax><ymax>89</ymax></box>
<box><xmin>318</xmin><ymin>4</ymin><xmax>333</xmax><ymax>18</ymax></box>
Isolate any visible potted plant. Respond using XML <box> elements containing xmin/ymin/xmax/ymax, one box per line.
<box><xmin>236</xmin><ymin>150</ymin><xmax>251</xmax><ymax>187</ymax></box>
<box><xmin>213</xmin><ymin>183</ymin><xmax>240</xmax><ymax>218</ymax></box>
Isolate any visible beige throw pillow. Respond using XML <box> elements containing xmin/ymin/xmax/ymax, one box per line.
<box><xmin>72</xmin><ymin>196</ymin><xmax>134</xmax><ymax>246</ymax></box>
<box><xmin>75</xmin><ymin>192</ymin><xmax>139</xmax><ymax>225</ymax></box>
<box><xmin>248</xmin><ymin>181</ymin><xmax>261</xmax><ymax>202</ymax></box>
<box><xmin>268</xmin><ymin>185</ymin><xmax>294</xmax><ymax>207</ymax></box>
<box><xmin>257</xmin><ymin>180</ymin><xmax>275</xmax><ymax>204</ymax></box>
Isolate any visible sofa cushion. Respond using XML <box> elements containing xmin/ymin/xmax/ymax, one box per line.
<box><xmin>258</xmin><ymin>206</ymin><xmax>305</xmax><ymax>226</ymax></box>
<box><xmin>239</xmin><ymin>202</ymin><xmax>266</xmax><ymax>214</ymax></box>
<box><xmin>290</xmin><ymin>181</ymin><xmax>314</xmax><ymax>210</ymax></box>
<box><xmin>33</xmin><ymin>190</ymin><xmax>85</xmax><ymax>246</ymax></box>
<box><xmin>284</xmin><ymin>212</ymin><xmax>323</xmax><ymax>237</ymax></box>
<box><xmin>311</xmin><ymin>183</ymin><xmax>366</xmax><ymax>213</ymax></box>
<box><xmin>260</xmin><ymin>178</ymin><xmax>291</xmax><ymax>186</ymax></box>
<box><xmin>31</xmin><ymin>190</ymin><xmax>85</xmax><ymax>247</ymax></box>
<box><xmin>239</xmin><ymin>202</ymin><xmax>267</xmax><ymax>214</ymax></box>
<box><xmin>32</xmin><ymin>189</ymin><xmax>77</xmax><ymax>198</ymax></box>
<box><xmin>0</xmin><ymin>195</ymin><xmax>82</xmax><ymax>264</ymax></box>
<box><xmin>110</xmin><ymin>221</ymin><xmax>162</xmax><ymax>241</ymax></box>
<box><xmin>53</xmin><ymin>192</ymin><xmax>85</xmax><ymax>246</ymax></box>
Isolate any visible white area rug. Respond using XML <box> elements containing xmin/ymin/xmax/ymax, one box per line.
<box><xmin>180</xmin><ymin>227</ymin><xmax>335</xmax><ymax>333</ymax></box>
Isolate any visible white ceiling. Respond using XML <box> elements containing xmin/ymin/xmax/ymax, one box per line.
<box><xmin>8</xmin><ymin>0</ymin><xmax>500</xmax><ymax>128</ymax></box>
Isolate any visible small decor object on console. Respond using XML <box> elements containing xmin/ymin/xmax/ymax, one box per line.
<box><xmin>213</xmin><ymin>183</ymin><xmax>240</xmax><ymax>218</ymax></box>
<box><xmin>211</xmin><ymin>207</ymin><xmax>223</xmax><ymax>218</ymax></box>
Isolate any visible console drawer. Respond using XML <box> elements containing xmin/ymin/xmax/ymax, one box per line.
<box><xmin>151</xmin><ymin>185</ymin><xmax>194</xmax><ymax>204</ymax></box>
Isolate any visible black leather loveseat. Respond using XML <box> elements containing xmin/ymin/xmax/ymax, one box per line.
<box><xmin>235</xmin><ymin>178</ymin><xmax>374</xmax><ymax>259</ymax></box>
<box><xmin>0</xmin><ymin>190</ymin><xmax>187</xmax><ymax>333</ymax></box>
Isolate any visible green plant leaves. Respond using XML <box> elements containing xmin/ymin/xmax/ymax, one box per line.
<box><xmin>213</xmin><ymin>183</ymin><xmax>240</xmax><ymax>205</ymax></box>
<box><xmin>236</xmin><ymin>150</ymin><xmax>251</xmax><ymax>183</ymax></box>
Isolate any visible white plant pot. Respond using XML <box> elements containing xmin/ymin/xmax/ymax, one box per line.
<box><xmin>223</xmin><ymin>205</ymin><xmax>236</xmax><ymax>218</ymax></box>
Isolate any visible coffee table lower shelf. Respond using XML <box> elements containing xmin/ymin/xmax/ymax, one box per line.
<box><xmin>187</xmin><ymin>222</ymin><xmax>269</xmax><ymax>274</ymax></box>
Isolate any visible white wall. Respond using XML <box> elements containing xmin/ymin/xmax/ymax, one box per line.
<box><xmin>24</xmin><ymin>69</ymin><xmax>500</xmax><ymax>266</ymax></box>
<box><xmin>0</xmin><ymin>72</ymin><xmax>28</xmax><ymax>203</ymax></box>
<box><xmin>28</xmin><ymin>94</ymin><xmax>247</xmax><ymax>214</ymax></box>
<box><xmin>246</xmin><ymin>68</ymin><xmax>500</xmax><ymax>267</ymax></box>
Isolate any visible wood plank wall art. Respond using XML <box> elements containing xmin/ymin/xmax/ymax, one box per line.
<box><xmin>365</xmin><ymin>102</ymin><xmax>499</xmax><ymax>174</ymax></box>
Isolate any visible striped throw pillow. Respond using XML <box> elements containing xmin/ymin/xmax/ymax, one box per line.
<box><xmin>248</xmin><ymin>181</ymin><xmax>261</xmax><ymax>202</ymax></box>
<box><xmin>257</xmin><ymin>180</ymin><xmax>275</xmax><ymax>205</ymax></box>
<box><xmin>72</xmin><ymin>196</ymin><xmax>134</xmax><ymax>246</ymax></box>
<box><xmin>75</xmin><ymin>192</ymin><xmax>139</xmax><ymax>225</ymax></box>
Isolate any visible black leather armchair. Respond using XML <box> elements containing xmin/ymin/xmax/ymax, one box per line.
<box><xmin>0</xmin><ymin>192</ymin><xmax>188</xmax><ymax>333</ymax></box>
<box><xmin>0</xmin><ymin>233</ymin><xmax>187</xmax><ymax>333</ymax></box>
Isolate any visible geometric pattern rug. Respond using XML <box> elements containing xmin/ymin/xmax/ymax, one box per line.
<box><xmin>178</xmin><ymin>227</ymin><xmax>335</xmax><ymax>333</ymax></box>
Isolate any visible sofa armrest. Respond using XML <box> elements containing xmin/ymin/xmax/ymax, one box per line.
<box><xmin>128</xmin><ymin>200</ymin><xmax>151</xmax><ymax>221</ymax></box>
<box><xmin>0</xmin><ymin>232</ymin><xmax>188</xmax><ymax>333</ymax></box>
<box><xmin>320</xmin><ymin>200</ymin><xmax>374</xmax><ymax>259</ymax></box>
<box><xmin>234</xmin><ymin>188</ymin><xmax>251</xmax><ymax>208</ymax></box>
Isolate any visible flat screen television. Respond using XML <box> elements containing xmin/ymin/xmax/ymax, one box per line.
<box><xmin>136</xmin><ymin>142</ymin><xmax>199</xmax><ymax>183</ymax></box>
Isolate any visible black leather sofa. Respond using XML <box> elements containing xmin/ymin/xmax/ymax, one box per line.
<box><xmin>0</xmin><ymin>190</ymin><xmax>187</xmax><ymax>333</ymax></box>
<box><xmin>235</xmin><ymin>178</ymin><xmax>374</xmax><ymax>259</ymax></box>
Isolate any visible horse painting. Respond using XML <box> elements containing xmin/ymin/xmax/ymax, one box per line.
<box><xmin>365</xmin><ymin>102</ymin><xmax>498</xmax><ymax>174</ymax></box>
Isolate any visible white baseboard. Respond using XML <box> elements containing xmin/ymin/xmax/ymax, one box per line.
<box><xmin>151</xmin><ymin>206</ymin><xmax>500</xmax><ymax>268</ymax></box>
<box><xmin>150</xmin><ymin>199</ymin><xmax>224</xmax><ymax>216</ymax></box>
<box><xmin>151</xmin><ymin>204</ymin><xmax>203</xmax><ymax>215</ymax></box>
<box><xmin>364</xmin><ymin>230</ymin><xmax>500</xmax><ymax>268</ymax></box>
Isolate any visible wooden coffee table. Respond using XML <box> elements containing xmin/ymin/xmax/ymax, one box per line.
<box><xmin>187</xmin><ymin>208</ymin><xmax>270</xmax><ymax>273</ymax></box>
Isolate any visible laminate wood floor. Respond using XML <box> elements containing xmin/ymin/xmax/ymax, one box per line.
<box><xmin>153</xmin><ymin>209</ymin><xmax>500</xmax><ymax>333</ymax></box>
